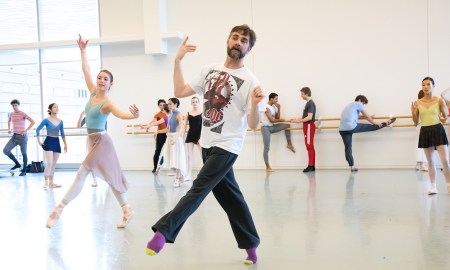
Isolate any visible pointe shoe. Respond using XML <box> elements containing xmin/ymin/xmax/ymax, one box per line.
<box><xmin>49</xmin><ymin>183</ymin><xmax>62</xmax><ymax>188</ymax></box>
<box><xmin>46</xmin><ymin>205</ymin><xmax>64</xmax><ymax>228</ymax></box>
<box><xmin>117</xmin><ymin>205</ymin><xmax>135</xmax><ymax>229</ymax></box>
<box><xmin>420</xmin><ymin>165</ymin><xmax>428</xmax><ymax>171</ymax></box>
<box><xmin>43</xmin><ymin>180</ymin><xmax>49</xmax><ymax>189</ymax></box>
<box><xmin>91</xmin><ymin>182</ymin><xmax>98</xmax><ymax>187</ymax></box>
<box><xmin>287</xmin><ymin>145</ymin><xmax>296</xmax><ymax>153</ymax></box>
<box><xmin>428</xmin><ymin>186</ymin><xmax>438</xmax><ymax>195</ymax></box>
<box><xmin>154</xmin><ymin>166</ymin><xmax>161</xmax><ymax>175</ymax></box>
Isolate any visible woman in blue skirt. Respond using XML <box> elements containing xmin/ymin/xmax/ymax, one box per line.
<box><xmin>36</xmin><ymin>103</ymin><xmax>67</xmax><ymax>189</ymax></box>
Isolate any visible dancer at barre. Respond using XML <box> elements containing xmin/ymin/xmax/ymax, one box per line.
<box><xmin>261</xmin><ymin>92</ymin><xmax>295</xmax><ymax>172</ymax></box>
<box><xmin>36</xmin><ymin>103</ymin><xmax>67</xmax><ymax>188</ymax></box>
<box><xmin>291</xmin><ymin>87</ymin><xmax>316</xmax><ymax>172</ymax></box>
<box><xmin>339</xmin><ymin>95</ymin><xmax>396</xmax><ymax>172</ymax></box>
<box><xmin>412</xmin><ymin>77</ymin><xmax>450</xmax><ymax>195</ymax></box>
<box><xmin>140</xmin><ymin>99</ymin><xmax>168</xmax><ymax>173</ymax></box>
<box><xmin>46</xmin><ymin>34</ymin><xmax>140</xmax><ymax>229</ymax></box>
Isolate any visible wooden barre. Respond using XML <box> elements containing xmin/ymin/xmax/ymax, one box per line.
<box><xmin>0</xmin><ymin>127</ymin><xmax>86</xmax><ymax>132</ymax></box>
<box><xmin>126</xmin><ymin>115</ymin><xmax>415</xmax><ymax>128</ymax></box>
<box><xmin>0</xmin><ymin>133</ymin><xmax>88</xmax><ymax>139</ymax></box>
<box><xmin>318</xmin><ymin>115</ymin><xmax>412</xmax><ymax>121</ymax></box>
<box><xmin>126</xmin><ymin>127</ymin><xmax>306</xmax><ymax>135</ymax></box>
<box><xmin>126</xmin><ymin>122</ymin><xmax>450</xmax><ymax>135</ymax></box>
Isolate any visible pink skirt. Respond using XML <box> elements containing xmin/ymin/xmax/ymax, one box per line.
<box><xmin>82</xmin><ymin>132</ymin><xmax>129</xmax><ymax>193</ymax></box>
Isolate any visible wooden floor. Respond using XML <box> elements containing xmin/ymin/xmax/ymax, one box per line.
<box><xmin>1</xmin><ymin>168</ymin><xmax>450</xmax><ymax>270</ymax></box>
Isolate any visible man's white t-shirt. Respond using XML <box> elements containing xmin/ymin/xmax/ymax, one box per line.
<box><xmin>189</xmin><ymin>63</ymin><xmax>265</xmax><ymax>155</ymax></box>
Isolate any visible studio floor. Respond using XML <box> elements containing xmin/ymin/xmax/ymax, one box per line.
<box><xmin>1</xmin><ymin>168</ymin><xmax>450</xmax><ymax>270</ymax></box>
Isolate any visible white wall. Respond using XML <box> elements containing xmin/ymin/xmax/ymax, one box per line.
<box><xmin>99</xmin><ymin>0</ymin><xmax>450</xmax><ymax>170</ymax></box>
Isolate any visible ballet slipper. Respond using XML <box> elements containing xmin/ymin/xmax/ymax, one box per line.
<box><xmin>117</xmin><ymin>204</ymin><xmax>135</xmax><ymax>228</ymax></box>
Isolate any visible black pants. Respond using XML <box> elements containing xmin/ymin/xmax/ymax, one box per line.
<box><xmin>339</xmin><ymin>123</ymin><xmax>383</xmax><ymax>166</ymax></box>
<box><xmin>152</xmin><ymin>146</ymin><xmax>260</xmax><ymax>249</ymax></box>
<box><xmin>153</xmin><ymin>133</ymin><xmax>167</xmax><ymax>170</ymax></box>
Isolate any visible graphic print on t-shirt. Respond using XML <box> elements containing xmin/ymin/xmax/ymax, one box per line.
<box><xmin>203</xmin><ymin>69</ymin><xmax>244</xmax><ymax>134</ymax></box>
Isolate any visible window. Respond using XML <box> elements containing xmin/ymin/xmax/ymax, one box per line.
<box><xmin>0</xmin><ymin>0</ymin><xmax>100</xmax><ymax>166</ymax></box>
<box><xmin>0</xmin><ymin>0</ymin><xmax>38</xmax><ymax>44</ymax></box>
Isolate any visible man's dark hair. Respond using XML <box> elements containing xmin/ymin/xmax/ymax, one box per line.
<box><xmin>268</xmin><ymin>93</ymin><xmax>278</xmax><ymax>100</ymax></box>
<box><xmin>158</xmin><ymin>99</ymin><xmax>166</xmax><ymax>106</ymax></box>
<box><xmin>169</xmin><ymin>97</ymin><xmax>180</xmax><ymax>107</ymax></box>
<box><xmin>422</xmin><ymin>77</ymin><xmax>435</xmax><ymax>86</ymax></box>
<box><xmin>10</xmin><ymin>99</ymin><xmax>20</xmax><ymax>105</ymax></box>
<box><xmin>355</xmin><ymin>95</ymin><xmax>368</xmax><ymax>104</ymax></box>
<box><xmin>229</xmin><ymin>24</ymin><xmax>256</xmax><ymax>49</ymax></box>
<box><xmin>163</xmin><ymin>104</ymin><xmax>170</xmax><ymax>114</ymax></box>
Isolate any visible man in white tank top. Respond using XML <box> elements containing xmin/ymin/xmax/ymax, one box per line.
<box><xmin>261</xmin><ymin>92</ymin><xmax>295</xmax><ymax>172</ymax></box>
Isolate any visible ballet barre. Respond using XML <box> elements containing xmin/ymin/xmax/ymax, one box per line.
<box><xmin>0</xmin><ymin>126</ymin><xmax>88</xmax><ymax>138</ymax></box>
<box><xmin>125</xmin><ymin>114</ymin><xmax>424</xmax><ymax>135</ymax></box>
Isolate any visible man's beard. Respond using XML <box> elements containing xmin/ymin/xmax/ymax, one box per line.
<box><xmin>227</xmin><ymin>47</ymin><xmax>245</xmax><ymax>60</ymax></box>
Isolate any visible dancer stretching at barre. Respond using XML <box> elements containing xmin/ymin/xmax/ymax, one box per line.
<box><xmin>339</xmin><ymin>95</ymin><xmax>396</xmax><ymax>172</ymax></box>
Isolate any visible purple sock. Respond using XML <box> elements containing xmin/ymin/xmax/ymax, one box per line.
<box><xmin>146</xmin><ymin>231</ymin><xmax>166</xmax><ymax>254</ymax></box>
<box><xmin>245</xmin><ymin>247</ymin><xmax>258</xmax><ymax>264</ymax></box>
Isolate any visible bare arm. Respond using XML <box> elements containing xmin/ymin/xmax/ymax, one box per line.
<box><xmin>441</xmin><ymin>87</ymin><xmax>450</xmax><ymax>106</ymax></box>
<box><xmin>140</xmin><ymin>117</ymin><xmax>157</xmax><ymax>129</ymax></box>
<box><xmin>302</xmin><ymin>113</ymin><xmax>313</xmax><ymax>122</ymax></box>
<box><xmin>174</xmin><ymin>36</ymin><xmax>197</xmax><ymax>98</ymax></box>
<box><xmin>439</xmin><ymin>98</ymin><xmax>448</xmax><ymax>123</ymax></box>
<box><xmin>103</xmin><ymin>102</ymin><xmax>140</xmax><ymax>120</ymax></box>
<box><xmin>77</xmin><ymin>111</ymin><xmax>86</xmax><ymax>128</ymax></box>
<box><xmin>264</xmin><ymin>109</ymin><xmax>278</xmax><ymax>123</ymax></box>
<box><xmin>176</xmin><ymin>113</ymin><xmax>185</xmax><ymax>137</ymax></box>
<box><xmin>178</xmin><ymin>112</ymin><xmax>189</xmax><ymax>135</ymax></box>
<box><xmin>360</xmin><ymin>109</ymin><xmax>381</xmax><ymax>127</ymax></box>
<box><xmin>77</xmin><ymin>34</ymin><xmax>96</xmax><ymax>93</ymax></box>
<box><xmin>62</xmin><ymin>138</ymin><xmax>67</xmax><ymax>153</ymax></box>
<box><xmin>7</xmin><ymin>115</ymin><xmax>11</xmax><ymax>133</ymax></box>
<box><xmin>22</xmin><ymin>116</ymin><xmax>35</xmax><ymax>136</ymax></box>
<box><xmin>274</xmin><ymin>104</ymin><xmax>281</xmax><ymax>119</ymax></box>
<box><xmin>151</xmin><ymin>118</ymin><xmax>165</xmax><ymax>126</ymax></box>
<box><xmin>247</xmin><ymin>86</ymin><xmax>264</xmax><ymax>130</ymax></box>
<box><xmin>411</xmin><ymin>100</ymin><xmax>419</xmax><ymax>125</ymax></box>
<box><xmin>291</xmin><ymin>113</ymin><xmax>313</xmax><ymax>123</ymax></box>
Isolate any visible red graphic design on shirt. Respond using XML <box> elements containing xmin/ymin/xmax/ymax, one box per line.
<box><xmin>203</xmin><ymin>70</ymin><xmax>244</xmax><ymax>134</ymax></box>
